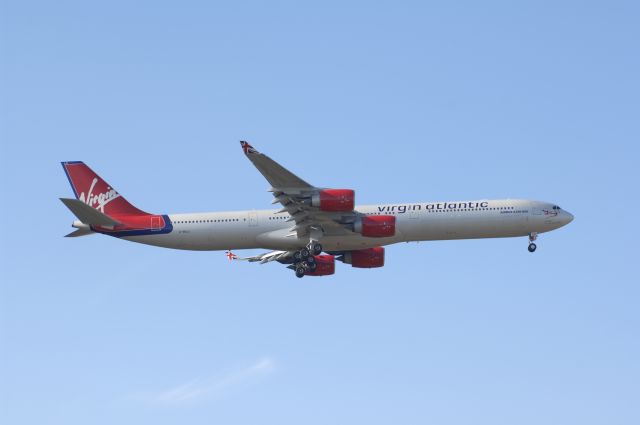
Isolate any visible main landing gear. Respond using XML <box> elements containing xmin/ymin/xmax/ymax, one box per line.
<box><xmin>293</xmin><ymin>248</ymin><xmax>309</xmax><ymax>262</ymax></box>
<box><xmin>528</xmin><ymin>232</ymin><xmax>537</xmax><ymax>253</ymax></box>
<box><xmin>293</xmin><ymin>242</ymin><xmax>323</xmax><ymax>278</ymax></box>
<box><xmin>309</xmin><ymin>242</ymin><xmax>323</xmax><ymax>256</ymax></box>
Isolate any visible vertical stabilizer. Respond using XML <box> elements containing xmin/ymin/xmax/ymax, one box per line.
<box><xmin>61</xmin><ymin>161</ymin><xmax>147</xmax><ymax>216</ymax></box>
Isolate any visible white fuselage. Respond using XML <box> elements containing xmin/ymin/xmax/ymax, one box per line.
<box><xmin>121</xmin><ymin>199</ymin><xmax>573</xmax><ymax>252</ymax></box>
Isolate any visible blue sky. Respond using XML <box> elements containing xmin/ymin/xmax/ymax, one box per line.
<box><xmin>1</xmin><ymin>1</ymin><xmax>639</xmax><ymax>424</ymax></box>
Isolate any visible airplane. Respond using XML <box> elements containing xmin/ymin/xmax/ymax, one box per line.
<box><xmin>60</xmin><ymin>141</ymin><xmax>574</xmax><ymax>278</ymax></box>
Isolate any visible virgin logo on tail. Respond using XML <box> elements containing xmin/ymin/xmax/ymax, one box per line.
<box><xmin>79</xmin><ymin>177</ymin><xmax>121</xmax><ymax>213</ymax></box>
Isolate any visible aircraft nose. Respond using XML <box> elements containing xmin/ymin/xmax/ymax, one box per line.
<box><xmin>563</xmin><ymin>210</ymin><xmax>574</xmax><ymax>225</ymax></box>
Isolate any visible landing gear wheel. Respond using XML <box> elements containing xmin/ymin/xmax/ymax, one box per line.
<box><xmin>293</xmin><ymin>251</ymin><xmax>303</xmax><ymax>263</ymax></box>
<box><xmin>308</xmin><ymin>262</ymin><xmax>317</xmax><ymax>272</ymax></box>
<box><xmin>295</xmin><ymin>266</ymin><xmax>306</xmax><ymax>278</ymax></box>
<box><xmin>528</xmin><ymin>243</ymin><xmax>537</xmax><ymax>253</ymax></box>
<box><xmin>309</xmin><ymin>242</ymin><xmax>323</xmax><ymax>255</ymax></box>
<box><xmin>300</xmin><ymin>248</ymin><xmax>310</xmax><ymax>259</ymax></box>
<box><xmin>306</xmin><ymin>256</ymin><xmax>316</xmax><ymax>266</ymax></box>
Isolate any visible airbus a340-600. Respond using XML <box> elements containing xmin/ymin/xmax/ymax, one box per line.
<box><xmin>60</xmin><ymin>142</ymin><xmax>573</xmax><ymax>278</ymax></box>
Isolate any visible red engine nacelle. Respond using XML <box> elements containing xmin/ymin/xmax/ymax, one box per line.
<box><xmin>342</xmin><ymin>247</ymin><xmax>385</xmax><ymax>268</ymax></box>
<box><xmin>354</xmin><ymin>215</ymin><xmax>396</xmax><ymax>237</ymax></box>
<box><xmin>311</xmin><ymin>189</ymin><xmax>355</xmax><ymax>212</ymax></box>
<box><xmin>305</xmin><ymin>255</ymin><xmax>336</xmax><ymax>276</ymax></box>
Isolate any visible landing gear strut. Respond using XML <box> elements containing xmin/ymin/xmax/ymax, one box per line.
<box><xmin>308</xmin><ymin>242</ymin><xmax>323</xmax><ymax>256</ymax></box>
<box><xmin>528</xmin><ymin>232</ymin><xmax>538</xmax><ymax>253</ymax></box>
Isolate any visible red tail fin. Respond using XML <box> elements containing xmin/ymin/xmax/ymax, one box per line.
<box><xmin>61</xmin><ymin>161</ymin><xmax>147</xmax><ymax>217</ymax></box>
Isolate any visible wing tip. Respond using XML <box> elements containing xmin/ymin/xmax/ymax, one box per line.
<box><xmin>225</xmin><ymin>250</ymin><xmax>239</xmax><ymax>261</ymax></box>
<box><xmin>240</xmin><ymin>140</ymin><xmax>259</xmax><ymax>155</ymax></box>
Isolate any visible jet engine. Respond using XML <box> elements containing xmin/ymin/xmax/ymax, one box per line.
<box><xmin>340</xmin><ymin>247</ymin><xmax>385</xmax><ymax>268</ymax></box>
<box><xmin>311</xmin><ymin>189</ymin><xmax>355</xmax><ymax>212</ymax></box>
<box><xmin>354</xmin><ymin>215</ymin><xmax>396</xmax><ymax>237</ymax></box>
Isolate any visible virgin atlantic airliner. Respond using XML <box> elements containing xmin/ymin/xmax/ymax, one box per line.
<box><xmin>60</xmin><ymin>141</ymin><xmax>573</xmax><ymax>278</ymax></box>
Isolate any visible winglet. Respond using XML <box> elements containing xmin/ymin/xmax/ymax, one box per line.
<box><xmin>240</xmin><ymin>141</ymin><xmax>259</xmax><ymax>155</ymax></box>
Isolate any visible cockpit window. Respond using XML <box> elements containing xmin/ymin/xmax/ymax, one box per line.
<box><xmin>552</xmin><ymin>205</ymin><xmax>561</xmax><ymax>210</ymax></box>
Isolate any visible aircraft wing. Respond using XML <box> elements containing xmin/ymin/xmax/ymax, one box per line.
<box><xmin>239</xmin><ymin>141</ymin><xmax>357</xmax><ymax>239</ymax></box>
<box><xmin>226</xmin><ymin>250</ymin><xmax>293</xmax><ymax>264</ymax></box>
<box><xmin>240</xmin><ymin>141</ymin><xmax>311</xmax><ymax>189</ymax></box>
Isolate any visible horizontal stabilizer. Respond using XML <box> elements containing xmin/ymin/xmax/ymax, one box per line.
<box><xmin>59</xmin><ymin>198</ymin><xmax>121</xmax><ymax>226</ymax></box>
<box><xmin>65</xmin><ymin>228</ymin><xmax>95</xmax><ymax>237</ymax></box>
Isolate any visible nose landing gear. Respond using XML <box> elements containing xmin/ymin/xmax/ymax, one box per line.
<box><xmin>528</xmin><ymin>232</ymin><xmax>538</xmax><ymax>253</ymax></box>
